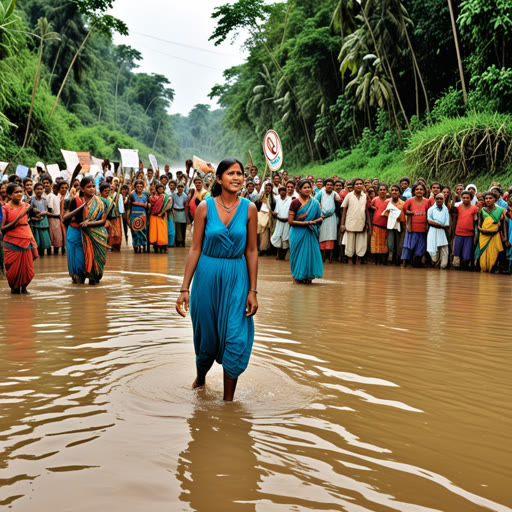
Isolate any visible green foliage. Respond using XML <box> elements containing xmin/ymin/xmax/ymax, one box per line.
<box><xmin>406</xmin><ymin>112</ymin><xmax>512</xmax><ymax>184</ymax></box>
<box><xmin>469</xmin><ymin>66</ymin><xmax>512</xmax><ymax>113</ymax></box>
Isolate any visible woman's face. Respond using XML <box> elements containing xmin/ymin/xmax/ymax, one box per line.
<box><xmin>217</xmin><ymin>164</ymin><xmax>243</xmax><ymax>194</ymax></box>
<box><xmin>456</xmin><ymin>185</ymin><xmax>464</xmax><ymax>196</ymax></box>
<box><xmin>442</xmin><ymin>188</ymin><xmax>450</xmax><ymax>199</ymax></box>
<box><xmin>82</xmin><ymin>181</ymin><xmax>96</xmax><ymax>198</ymax></box>
<box><xmin>484</xmin><ymin>194</ymin><xmax>495</xmax><ymax>208</ymax></box>
<box><xmin>315</xmin><ymin>179</ymin><xmax>323</xmax><ymax>189</ymax></box>
<box><xmin>194</xmin><ymin>180</ymin><xmax>202</xmax><ymax>191</ymax></box>
<box><xmin>368</xmin><ymin>188</ymin><xmax>376</xmax><ymax>199</ymax></box>
<box><xmin>364</xmin><ymin>179</ymin><xmax>371</xmax><ymax>190</ymax></box>
<box><xmin>390</xmin><ymin>186</ymin><xmax>400</xmax><ymax>200</ymax></box>
<box><xmin>378</xmin><ymin>185</ymin><xmax>387</xmax><ymax>198</ymax></box>
<box><xmin>299</xmin><ymin>182</ymin><xmax>311</xmax><ymax>197</ymax></box>
<box><xmin>431</xmin><ymin>183</ymin><xmax>441</xmax><ymax>195</ymax></box>
<box><xmin>286</xmin><ymin>183</ymin><xmax>295</xmax><ymax>195</ymax></box>
<box><xmin>59</xmin><ymin>184</ymin><xmax>69</xmax><ymax>196</ymax></box>
<box><xmin>247</xmin><ymin>183</ymin><xmax>254</xmax><ymax>193</ymax></box>
<box><xmin>156</xmin><ymin>186</ymin><xmax>164</xmax><ymax>195</ymax></box>
<box><xmin>10</xmin><ymin>186</ymin><xmax>23</xmax><ymax>202</ymax></box>
<box><xmin>0</xmin><ymin>184</ymin><xmax>7</xmax><ymax>196</ymax></box>
<box><xmin>414</xmin><ymin>185</ymin><xmax>425</xmax><ymax>198</ymax></box>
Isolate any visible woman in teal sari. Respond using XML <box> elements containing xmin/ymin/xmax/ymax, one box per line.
<box><xmin>63</xmin><ymin>177</ymin><xmax>108</xmax><ymax>285</ymax></box>
<box><xmin>288</xmin><ymin>179</ymin><xmax>323</xmax><ymax>284</ymax></box>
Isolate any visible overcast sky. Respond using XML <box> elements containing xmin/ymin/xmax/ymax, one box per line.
<box><xmin>110</xmin><ymin>1</ymin><xmax>247</xmax><ymax>116</ymax></box>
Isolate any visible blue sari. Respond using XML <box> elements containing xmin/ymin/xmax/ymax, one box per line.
<box><xmin>289</xmin><ymin>198</ymin><xmax>323</xmax><ymax>281</ymax></box>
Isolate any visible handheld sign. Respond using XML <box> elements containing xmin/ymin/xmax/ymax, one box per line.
<box><xmin>148</xmin><ymin>153</ymin><xmax>158</xmax><ymax>173</ymax></box>
<box><xmin>263</xmin><ymin>129</ymin><xmax>283</xmax><ymax>172</ymax></box>
<box><xmin>119</xmin><ymin>148</ymin><xmax>139</xmax><ymax>169</ymax></box>
<box><xmin>16</xmin><ymin>165</ymin><xmax>30</xmax><ymax>179</ymax></box>
<box><xmin>77</xmin><ymin>152</ymin><xmax>90</xmax><ymax>174</ymax></box>
<box><xmin>46</xmin><ymin>164</ymin><xmax>61</xmax><ymax>182</ymax></box>
<box><xmin>61</xmin><ymin>149</ymin><xmax>80</xmax><ymax>172</ymax></box>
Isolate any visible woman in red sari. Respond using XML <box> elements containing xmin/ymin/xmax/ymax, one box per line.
<box><xmin>1</xmin><ymin>183</ymin><xmax>39</xmax><ymax>294</ymax></box>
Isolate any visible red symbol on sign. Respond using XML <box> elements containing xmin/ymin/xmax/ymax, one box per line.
<box><xmin>267</xmin><ymin>137</ymin><xmax>277</xmax><ymax>156</ymax></box>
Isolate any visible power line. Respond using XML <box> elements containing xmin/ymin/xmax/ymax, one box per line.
<box><xmin>140</xmin><ymin>45</ymin><xmax>226</xmax><ymax>71</ymax></box>
<box><xmin>131</xmin><ymin>31</ymin><xmax>238</xmax><ymax>57</ymax></box>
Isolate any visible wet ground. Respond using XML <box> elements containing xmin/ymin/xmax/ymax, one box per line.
<box><xmin>0</xmin><ymin>248</ymin><xmax>511</xmax><ymax>511</ymax></box>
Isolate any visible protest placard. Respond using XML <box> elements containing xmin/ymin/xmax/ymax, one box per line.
<box><xmin>16</xmin><ymin>165</ymin><xmax>30</xmax><ymax>179</ymax></box>
<box><xmin>77</xmin><ymin>152</ymin><xmax>90</xmax><ymax>174</ymax></box>
<box><xmin>119</xmin><ymin>149</ymin><xmax>139</xmax><ymax>169</ymax></box>
<box><xmin>148</xmin><ymin>154</ymin><xmax>158</xmax><ymax>172</ymax></box>
<box><xmin>46</xmin><ymin>164</ymin><xmax>61</xmax><ymax>182</ymax></box>
<box><xmin>61</xmin><ymin>150</ymin><xmax>80</xmax><ymax>172</ymax></box>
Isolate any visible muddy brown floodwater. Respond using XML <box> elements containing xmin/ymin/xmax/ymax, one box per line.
<box><xmin>0</xmin><ymin>248</ymin><xmax>511</xmax><ymax>511</ymax></box>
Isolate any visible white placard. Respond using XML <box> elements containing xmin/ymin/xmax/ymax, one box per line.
<box><xmin>118</xmin><ymin>148</ymin><xmax>139</xmax><ymax>169</ymax></box>
<box><xmin>0</xmin><ymin>161</ymin><xmax>9</xmax><ymax>172</ymax></box>
<box><xmin>90</xmin><ymin>164</ymin><xmax>102</xmax><ymax>177</ymax></box>
<box><xmin>61</xmin><ymin>149</ymin><xmax>80</xmax><ymax>171</ymax></box>
<box><xmin>91</xmin><ymin>155</ymin><xmax>104</xmax><ymax>168</ymax></box>
<box><xmin>148</xmin><ymin>153</ymin><xmax>158</xmax><ymax>172</ymax></box>
<box><xmin>263</xmin><ymin>129</ymin><xmax>283</xmax><ymax>172</ymax></box>
<box><xmin>46</xmin><ymin>164</ymin><xmax>61</xmax><ymax>182</ymax></box>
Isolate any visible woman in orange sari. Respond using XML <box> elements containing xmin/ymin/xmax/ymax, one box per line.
<box><xmin>149</xmin><ymin>182</ymin><xmax>170</xmax><ymax>253</ymax></box>
<box><xmin>1</xmin><ymin>183</ymin><xmax>39</xmax><ymax>294</ymax></box>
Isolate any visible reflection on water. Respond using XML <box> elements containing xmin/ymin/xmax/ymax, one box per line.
<box><xmin>0</xmin><ymin>250</ymin><xmax>511</xmax><ymax>511</ymax></box>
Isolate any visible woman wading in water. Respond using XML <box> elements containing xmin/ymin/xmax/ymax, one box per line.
<box><xmin>176</xmin><ymin>158</ymin><xmax>258</xmax><ymax>401</ymax></box>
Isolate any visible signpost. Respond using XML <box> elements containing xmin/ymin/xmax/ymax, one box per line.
<box><xmin>263</xmin><ymin>129</ymin><xmax>283</xmax><ymax>172</ymax></box>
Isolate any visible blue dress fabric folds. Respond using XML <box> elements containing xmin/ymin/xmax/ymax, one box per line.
<box><xmin>289</xmin><ymin>198</ymin><xmax>323</xmax><ymax>281</ymax></box>
<box><xmin>190</xmin><ymin>197</ymin><xmax>254</xmax><ymax>379</ymax></box>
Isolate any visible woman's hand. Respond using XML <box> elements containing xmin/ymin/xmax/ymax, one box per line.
<box><xmin>246</xmin><ymin>291</ymin><xmax>258</xmax><ymax>317</ymax></box>
<box><xmin>176</xmin><ymin>291</ymin><xmax>189</xmax><ymax>317</ymax></box>
<box><xmin>79</xmin><ymin>220</ymin><xmax>89</xmax><ymax>228</ymax></box>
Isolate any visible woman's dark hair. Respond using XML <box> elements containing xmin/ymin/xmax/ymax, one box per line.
<box><xmin>461</xmin><ymin>190</ymin><xmax>472</xmax><ymax>198</ymax></box>
<box><xmin>99</xmin><ymin>183</ymin><xmax>111</xmax><ymax>193</ymax></box>
<box><xmin>412</xmin><ymin>182</ymin><xmax>427</xmax><ymax>195</ymax></box>
<box><xmin>80</xmin><ymin>176</ymin><xmax>95</xmax><ymax>188</ymax></box>
<box><xmin>211</xmin><ymin>157</ymin><xmax>244</xmax><ymax>197</ymax></box>
<box><xmin>324</xmin><ymin>178</ymin><xmax>334</xmax><ymax>186</ymax></box>
<box><xmin>102</xmin><ymin>159</ymin><xmax>110</xmax><ymax>171</ymax></box>
<box><xmin>378</xmin><ymin>182</ymin><xmax>389</xmax><ymax>192</ymax></box>
<box><xmin>155</xmin><ymin>182</ymin><xmax>164</xmax><ymax>191</ymax></box>
<box><xmin>22</xmin><ymin>177</ymin><xmax>32</xmax><ymax>185</ymax></box>
<box><xmin>121</xmin><ymin>184</ymin><xmax>129</xmax><ymax>191</ymax></box>
<box><xmin>483</xmin><ymin>191</ymin><xmax>495</xmax><ymax>199</ymax></box>
<box><xmin>6</xmin><ymin>183</ymin><xmax>22</xmax><ymax>196</ymax></box>
<box><xmin>297</xmin><ymin>178</ymin><xmax>312</xmax><ymax>191</ymax></box>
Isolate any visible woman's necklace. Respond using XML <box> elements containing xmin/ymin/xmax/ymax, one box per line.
<box><xmin>218</xmin><ymin>196</ymin><xmax>239</xmax><ymax>213</ymax></box>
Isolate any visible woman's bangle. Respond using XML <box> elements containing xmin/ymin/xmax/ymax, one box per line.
<box><xmin>180</xmin><ymin>289</ymin><xmax>190</xmax><ymax>293</ymax></box>
<box><xmin>249</xmin><ymin>289</ymin><xmax>258</xmax><ymax>294</ymax></box>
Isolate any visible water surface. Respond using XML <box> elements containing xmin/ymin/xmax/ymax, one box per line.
<box><xmin>0</xmin><ymin>250</ymin><xmax>510</xmax><ymax>511</ymax></box>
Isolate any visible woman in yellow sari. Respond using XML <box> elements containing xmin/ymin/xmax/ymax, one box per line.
<box><xmin>475</xmin><ymin>192</ymin><xmax>509</xmax><ymax>272</ymax></box>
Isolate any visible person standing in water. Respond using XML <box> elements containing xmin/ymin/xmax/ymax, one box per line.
<box><xmin>1</xmin><ymin>183</ymin><xmax>39</xmax><ymax>294</ymax></box>
<box><xmin>176</xmin><ymin>158</ymin><xmax>258</xmax><ymax>402</ymax></box>
<box><xmin>288</xmin><ymin>179</ymin><xmax>323</xmax><ymax>284</ymax></box>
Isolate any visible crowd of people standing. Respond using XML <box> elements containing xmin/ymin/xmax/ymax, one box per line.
<box><xmin>1</xmin><ymin>157</ymin><xmax>511</xmax><ymax>294</ymax></box>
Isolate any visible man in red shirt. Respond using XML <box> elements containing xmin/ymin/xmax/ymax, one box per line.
<box><xmin>452</xmin><ymin>190</ymin><xmax>478</xmax><ymax>270</ymax></box>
